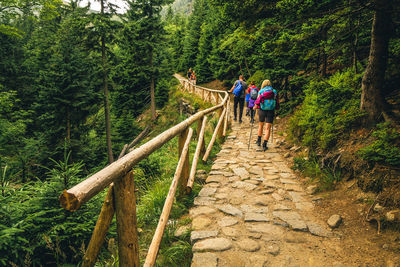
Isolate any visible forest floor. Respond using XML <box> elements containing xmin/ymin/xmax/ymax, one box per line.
<box><xmin>187</xmin><ymin>80</ymin><xmax>400</xmax><ymax>266</ymax></box>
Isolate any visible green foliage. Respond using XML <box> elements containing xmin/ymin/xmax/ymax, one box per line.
<box><xmin>358</xmin><ymin>123</ymin><xmax>400</xmax><ymax>167</ymax></box>
<box><xmin>0</xmin><ymin>149</ymin><xmax>105</xmax><ymax>266</ymax></box>
<box><xmin>292</xmin><ymin>156</ymin><xmax>342</xmax><ymax>191</ymax></box>
<box><xmin>289</xmin><ymin>69</ymin><xmax>364</xmax><ymax>151</ymax></box>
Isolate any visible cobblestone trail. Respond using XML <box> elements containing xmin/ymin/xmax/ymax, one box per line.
<box><xmin>188</xmin><ymin>122</ymin><xmax>345</xmax><ymax>267</ymax></box>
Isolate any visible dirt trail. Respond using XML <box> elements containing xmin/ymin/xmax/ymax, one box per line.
<box><xmin>188</xmin><ymin>120</ymin><xmax>398</xmax><ymax>267</ymax></box>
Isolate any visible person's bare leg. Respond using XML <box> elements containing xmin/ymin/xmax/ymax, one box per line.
<box><xmin>264</xmin><ymin>123</ymin><xmax>272</xmax><ymax>141</ymax></box>
<box><xmin>258</xmin><ymin>122</ymin><xmax>264</xmax><ymax>137</ymax></box>
<box><xmin>256</xmin><ymin>122</ymin><xmax>264</xmax><ymax>146</ymax></box>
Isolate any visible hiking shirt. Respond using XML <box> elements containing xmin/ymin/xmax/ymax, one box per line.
<box><xmin>234</xmin><ymin>80</ymin><xmax>248</xmax><ymax>98</ymax></box>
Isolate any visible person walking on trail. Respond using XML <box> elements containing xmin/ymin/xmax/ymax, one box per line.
<box><xmin>191</xmin><ymin>71</ymin><xmax>197</xmax><ymax>85</ymax></box>
<box><xmin>229</xmin><ymin>74</ymin><xmax>248</xmax><ymax>123</ymax></box>
<box><xmin>187</xmin><ymin>68</ymin><xmax>192</xmax><ymax>81</ymax></box>
<box><xmin>245</xmin><ymin>85</ymin><xmax>251</xmax><ymax>117</ymax></box>
<box><xmin>248</xmin><ymin>81</ymin><xmax>259</xmax><ymax>123</ymax></box>
<box><xmin>255</xmin><ymin>79</ymin><xmax>279</xmax><ymax>151</ymax></box>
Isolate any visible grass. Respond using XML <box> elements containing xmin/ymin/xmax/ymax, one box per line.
<box><xmin>292</xmin><ymin>156</ymin><xmax>342</xmax><ymax>192</ymax></box>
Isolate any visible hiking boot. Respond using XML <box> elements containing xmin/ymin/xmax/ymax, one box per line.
<box><xmin>234</xmin><ymin>117</ymin><xmax>237</xmax><ymax>121</ymax></box>
<box><xmin>239</xmin><ymin>119</ymin><xmax>242</xmax><ymax>124</ymax></box>
<box><xmin>250</xmin><ymin>118</ymin><xmax>254</xmax><ymax>123</ymax></box>
<box><xmin>263</xmin><ymin>140</ymin><xmax>268</xmax><ymax>151</ymax></box>
<box><xmin>255</xmin><ymin>136</ymin><xmax>261</xmax><ymax>146</ymax></box>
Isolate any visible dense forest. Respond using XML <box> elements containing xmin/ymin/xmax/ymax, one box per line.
<box><xmin>1</xmin><ymin>0</ymin><xmax>399</xmax><ymax>265</ymax></box>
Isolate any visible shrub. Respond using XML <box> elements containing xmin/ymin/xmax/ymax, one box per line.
<box><xmin>358</xmin><ymin>122</ymin><xmax>400</xmax><ymax>167</ymax></box>
<box><xmin>292</xmin><ymin>156</ymin><xmax>342</xmax><ymax>191</ymax></box>
<box><xmin>289</xmin><ymin>69</ymin><xmax>364</xmax><ymax>151</ymax></box>
<box><xmin>0</xmin><ymin>150</ymin><xmax>105</xmax><ymax>266</ymax></box>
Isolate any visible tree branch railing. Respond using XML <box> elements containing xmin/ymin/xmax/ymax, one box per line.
<box><xmin>59</xmin><ymin>78</ymin><xmax>230</xmax><ymax>267</ymax></box>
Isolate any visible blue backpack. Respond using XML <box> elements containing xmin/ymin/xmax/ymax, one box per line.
<box><xmin>260</xmin><ymin>87</ymin><xmax>276</xmax><ymax>111</ymax></box>
<box><xmin>232</xmin><ymin>80</ymin><xmax>243</xmax><ymax>97</ymax></box>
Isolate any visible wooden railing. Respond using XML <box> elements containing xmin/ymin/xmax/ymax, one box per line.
<box><xmin>59</xmin><ymin>78</ymin><xmax>230</xmax><ymax>267</ymax></box>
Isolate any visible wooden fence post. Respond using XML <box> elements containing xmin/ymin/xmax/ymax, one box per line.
<box><xmin>144</xmin><ymin>128</ymin><xmax>193</xmax><ymax>267</ymax></box>
<box><xmin>187</xmin><ymin>117</ymin><xmax>207</xmax><ymax>193</ymax></box>
<box><xmin>202</xmin><ymin>88</ymin><xmax>205</xmax><ymax>100</ymax></box>
<box><xmin>217</xmin><ymin>108</ymin><xmax>224</xmax><ymax>139</ymax></box>
<box><xmin>82</xmin><ymin>186</ymin><xmax>115</xmax><ymax>267</ymax></box>
<box><xmin>178</xmin><ymin>128</ymin><xmax>190</xmax><ymax>195</ymax></box>
<box><xmin>203</xmin><ymin>108</ymin><xmax>226</xmax><ymax>162</ymax></box>
<box><xmin>114</xmin><ymin>171</ymin><xmax>140</xmax><ymax>267</ymax></box>
<box><xmin>196</xmin><ymin>116</ymin><xmax>204</xmax><ymax>140</ymax></box>
<box><xmin>215</xmin><ymin>92</ymin><xmax>219</xmax><ymax>105</ymax></box>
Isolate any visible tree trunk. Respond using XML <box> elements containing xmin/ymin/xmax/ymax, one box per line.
<box><xmin>66</xmin><ymin>106</ymin><xmax>71</xmax><ymax>142</ymax></box>
<box><xmin>150</xmin><ymin>52</ymin><xmax>156</xmax><ymax>120</ymax></box>
<box><xmin>353</xmin><ymin>18</ymin><xmax>360</xmax><ymax>74</ymax></box>
<box><xmin>360</xmin><ymin>0</ymin><xmax>392</xmax><ymax>124</ymax></box>
<box><xmin>101</xmin><ymin>0</ymin><xmax>114</xmax><ymax>164</ymax></box>
<box><xmin>244</xmin><ymin>57</ymin><xmax>252</xmax><ymax>78</ymax></box>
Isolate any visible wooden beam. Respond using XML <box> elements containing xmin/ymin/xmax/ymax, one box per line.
<box><xmin>82</xmin><ymin>185</ymin><xmax>115</xmax><ymax>267</ymax></box>
<box><xmin>114</xmin><ymin>171</ymin><xmax>140</xmax><ymax>267</ymax></box>
<box><xmin>59</xmin><ymin>97</ymin><xmax>228</xmax><ymax>211</ymax></box>
<box><xmin>143</xmin><ymin>128</ymin><xmax>193</xmax><ymax>267</ymax></box>
<box><xmin>217</xmin><ymin>108</ymin><xmax>224</xmax><ymax>139</ymax></box>
<box><xmin>187</xmin><ymin>117</ymin><xmax>207</xmax><ymax>193</ymax></box>
<box><xmin>223</xmin><ymin>101</ymin><xmax>228</xmax><ymax>136</ymax></box>
<box><xmin>178</xmin><ymin>128</ymin><xmax>191</xmax><ymax>195</ymax></box>
<box><xmin>203</xmin><ymin>108</ymin><xmax>226</xmax><ymax>162</ymax></box>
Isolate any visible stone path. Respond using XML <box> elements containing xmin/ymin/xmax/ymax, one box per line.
<box><xmin>187</xmin><ymin>121</ymin><xmax>343</xmax><ymax>267</ymax></box>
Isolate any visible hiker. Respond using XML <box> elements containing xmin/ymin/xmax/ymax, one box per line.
<box><xmin>187</xmin><ymin>68</ymin><xmax>192</xmax><ymax>81</ymax></box>
<box><xmin>247</xmin><ymin>81</ymin><xmax>259</xmax><ymax>123</ymax></box>
<box><xmin>229</xmin><ymin>74</ymin><xmax>247</xmax><ymax>123</ymax></box>
<box><xmin>255</xmin><ymin>79</ymin><xmax>279</xmax><ymax>151</ymax></box>
<box><xmin>245</xmin><ymin>85</ymin><xmax>251</xmax><ymax>117</ymax></box>
<box><xmin>191</xmin><ymin>71</ymin><xmax>197</xmax><ymax>85</ymax></box>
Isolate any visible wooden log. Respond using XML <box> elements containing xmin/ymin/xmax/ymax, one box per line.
<box><xmin>215</xmin><ymin>92</ymin><xmax>219</xmax><ymax>105</ymax></box>
<box><xmin>143</xmin><ymin>128</ymin><xmax>193</xmax><ymax>267</ymax></box>
<box><xmin>187</xmin><ymin>117</ymin><xmax>207</xmax><ymax>193</ymax></box>
<box><xmin>208</xmin><ymin>91</ymin><xmax>212</xmax><ymax>103</ymax></box>
<box><xmin>202</xmin><ymin>108</ymin><xmax>226</xmax><ymax>162</ymax></box>
<box><xmin>60</xmin><ymin>94</ymin><xmax>228</xmax><ymax>211</ymax></box>
<box><xmin>217</xmin><ymin>108</ymin><xmax>224</xmax><ymax>139</ymax></box>
<box><xmin>178</xmin><ymin>128</ymin><xmax>191</xmax><ymax>195</ymax></box>
<box><xmin>202</xmin><ymin>88</ymin><xmax>205</xmax><ymax>100</ymax></box>
<box><xmin>196</xmin><ymin>116</ymin><xmax>203</xmax><ymax>140</ymax></box>
<box><xmin>82</xmin><ymin>185</ymin><xmax>115</xmax><ymax>267</ymax></box>
<box><xmin>114</xmin><ymin>171</ymin><xmax>140</xmax><ymax>267</ymax></box>
<box><xmin>223</xmin><ymin>101</ymin><xmax>228</xmax><ymax>136</ymax></box>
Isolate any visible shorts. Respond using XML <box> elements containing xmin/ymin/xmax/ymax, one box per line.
<box><xmin>258</xmin><ymin>109</ymin><xmax>275</xmax><ymax>123</ymax></box>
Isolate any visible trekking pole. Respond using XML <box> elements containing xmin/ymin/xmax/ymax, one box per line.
<box><xmin>248</xmin><ymin>118</ymin><xmax>254</xmax><ymax>150</ymax></box>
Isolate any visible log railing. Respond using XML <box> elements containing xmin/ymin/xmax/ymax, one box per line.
<box><xmin>59</xmin><ymin>78</ymin><xmax>230</xmax><ymax>267</ymax></box>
